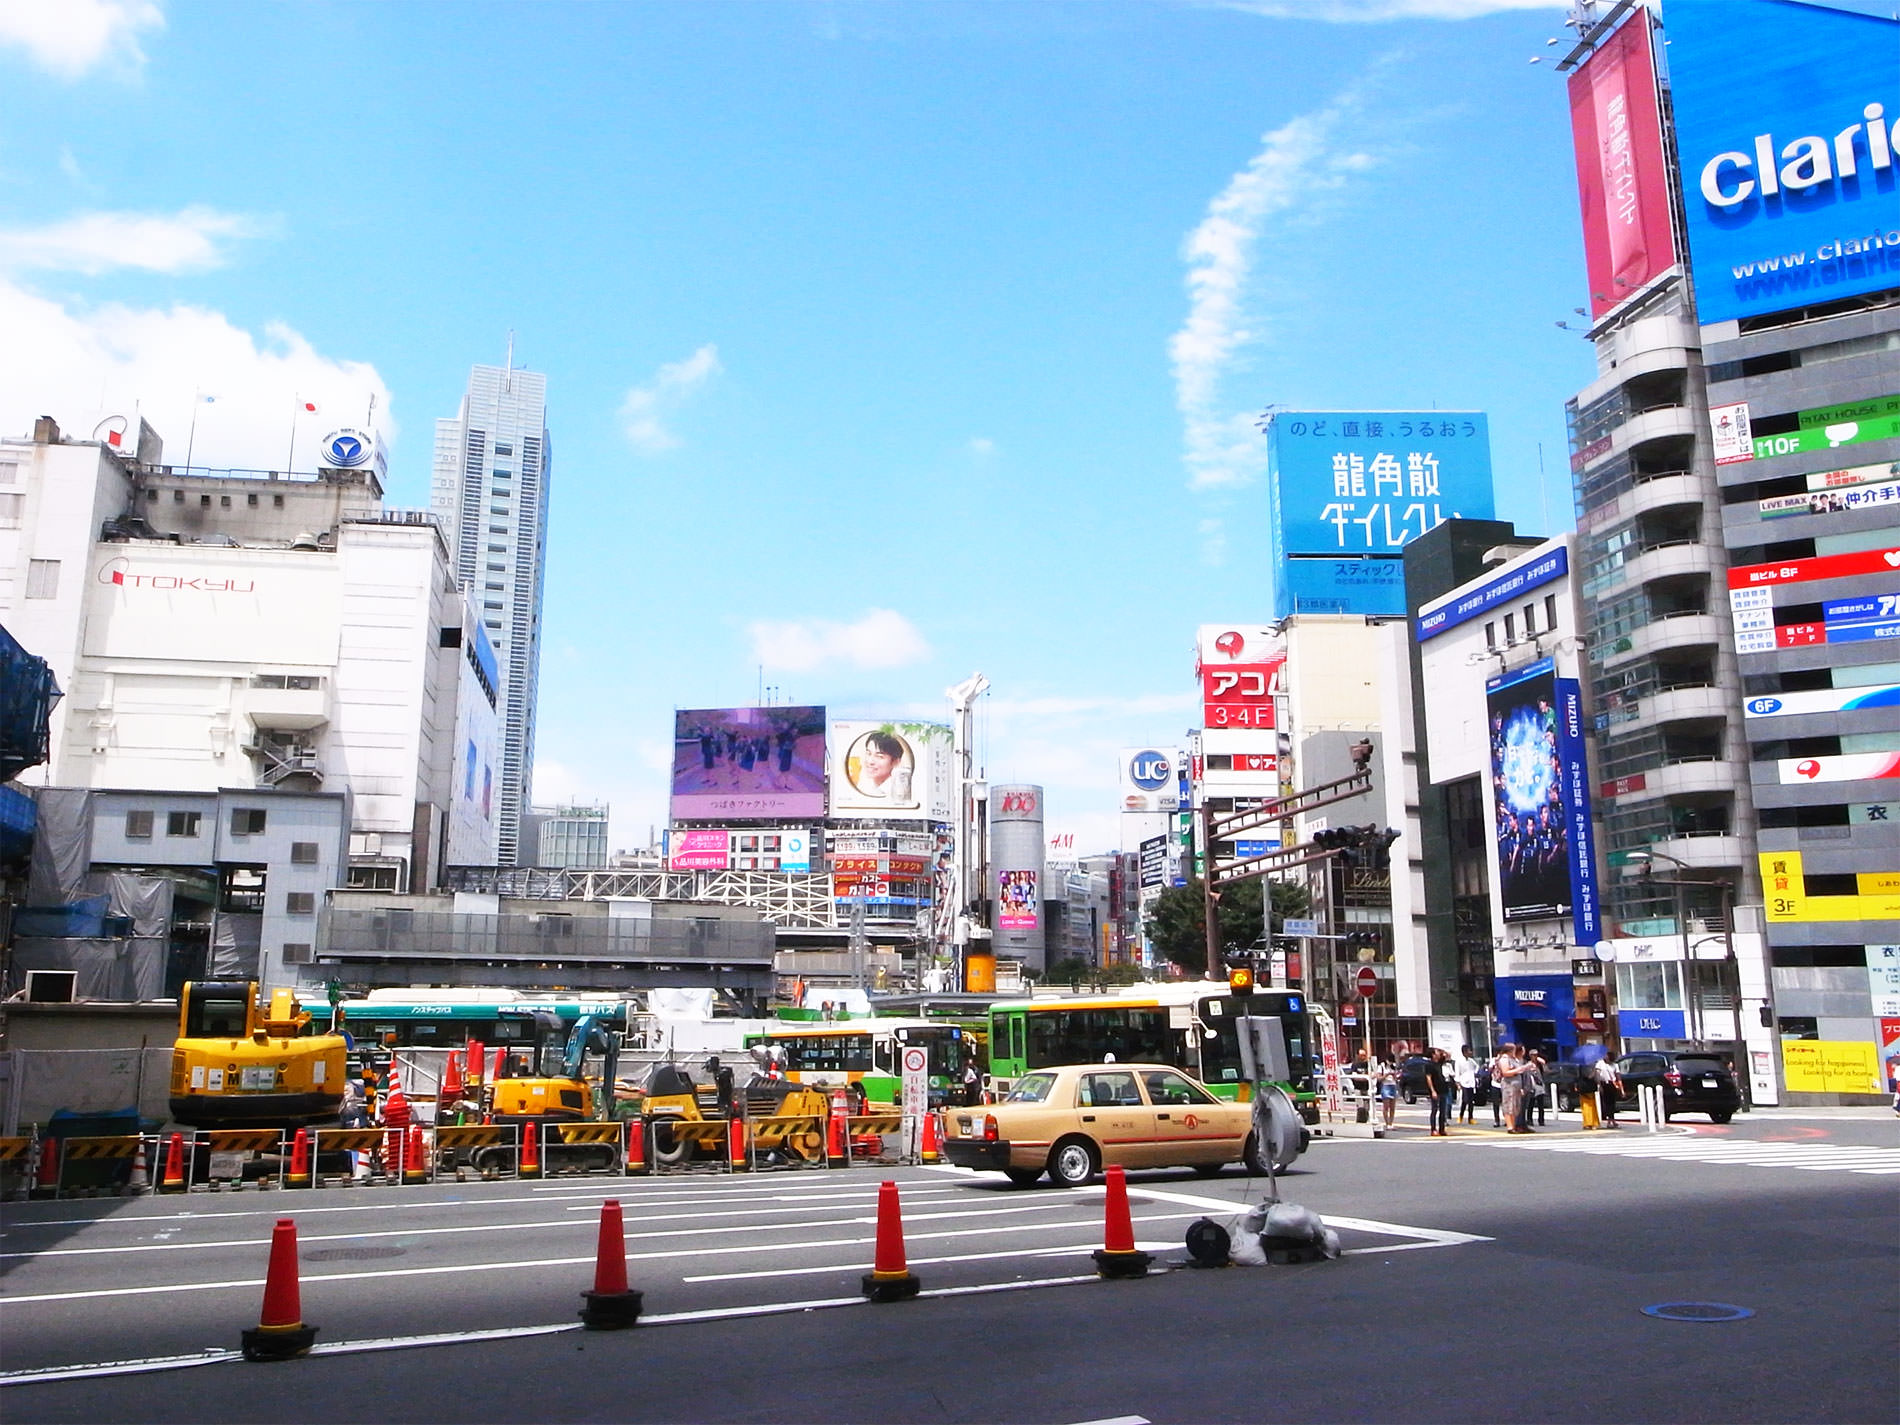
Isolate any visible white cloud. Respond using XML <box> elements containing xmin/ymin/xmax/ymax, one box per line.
<box><xmin>0</xmin><ymin>0</ymin><xmax>164</xmax><ymax>79</ymax></box>
<box><xmin>0</xmin><ymin>278</ymin><xmax>394</xmax><ymax>473</ymax></box>
<box><xmin>748</xmin><ymin>608</ymin><xmax>931</xmax><ymax>673</ymax></box>
<box><xmin>968</xmin><ymin>436</ymin><xmax>996</xmax><ymax>457</ymax></box>
<box><xmin>1169</xmin><ymin>89</ymin><xmax>1380</xmax><ymax>493</ymax></box>
<box><xmin>0</xmin><ymin>206</ymin><xmax>271</xmax><ymax>276</ymax></box>
<box><xmin>619</xmin><ymin>344</ymin><xmax>721</xmax><ymax>453</ymax></box>
<box><xmin>1215</xmin><ymin>0</ymin><xmax>1556</xmax><ymax>19</ymax></box>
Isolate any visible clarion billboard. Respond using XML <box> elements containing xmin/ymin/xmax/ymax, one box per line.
<box><xmin>1567</xmin><ymin>5</ymin><xmax>1677</xmax><ymax>320</ymax></box>
<box><xmin>1664</xmin><ymin>0</ymin><xmax>1900</xmax><ymax>324</ymax></box>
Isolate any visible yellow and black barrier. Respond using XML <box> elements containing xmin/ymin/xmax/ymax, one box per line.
<box><xmin>429</xmin><ymin>1122</ymin><xmax>513</xmax><ymax>1182</ymax></box>
<box><xmin>308</xmin><ymin>1127</ymin><xmax>396</xmax><ymax>1187</ymax></box>
<box><xmin>646</xmin><ymin>1115</ymin><xmax>734</xmax><ymax>1175</ymax></box>
<box><xmin>741</xmin><ymin>1114</ymin><xmax>827</xmax><ymax>1171</ymax></box>
<box><xmin>51</xmin><ymin>1135</ymin><xmax>146</xmax><ymax>1197</ymax></box>
<box><xmin>544</xmin><ymin>1122</ymin><xmax>626</xmax><ymax>1177</ymax></box>
<box><xmin>198</xmin><ymin>1129</ymin><xmax>288</xmax><ymax>1190</ymax></box>
<box><xmin>0</xmin><ymin>1136</ymin><xmax>32</xmax><ymax>1162</ymax></box>
<box><xmin>843</xmin><ymin>1114</ymin><xmax>906</xmax><ymax>1167</ymax></box>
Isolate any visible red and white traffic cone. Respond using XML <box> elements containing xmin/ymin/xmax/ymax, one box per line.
<box><xmin>30</xmin><ymin>1132</ymin><xmax>58</xmax><ymax>1199</ymax></box>
<box><xmin>919</xmin><ymin>1110</ymin><xmax>942</xmax><ymax>1165</ymax></box>
<box><xmin>1091</xmin><ymin>1165</ymin><xmax>1152</xmax><ymax>1279</ymax></box>
<box><xmin>578</xmin><ymin>1198</ymin><xmax>642</xmax><ymax>1329</ymax></box>
<box><xmin>241</xmin><ymin>1218</ymin><xmax>318</xmax><ymax>1360</ymax></box>
<box><xmin>128</xmin><ymin>1136</ymin><xmax>151</xmax><ymax>1194</ymax></box>
<box><xmin>861</xmin><ymin>1180</ymin><xmax>920</xmax><ymax>1302</ymax></box>
<box><xmin>624</xmin><ymin>1116</ymin><xmax>647</xmax><ymax>1176</ymax></box>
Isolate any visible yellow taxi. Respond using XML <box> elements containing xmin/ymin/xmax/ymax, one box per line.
<box><xmin>939</xmin><ymin>1062</ymin><xmax>1265</xmax><ymax>1187</ymax></box>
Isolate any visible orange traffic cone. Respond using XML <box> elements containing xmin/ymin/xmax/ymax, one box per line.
<box><xmin>624</xmin><ymin>1116</ymin><xmax>647</xmax><ymax>1176</ymax></box>
<box><xmin>578</xmin><ymin>1198</ymin><xmax>642</xmax><ymax>1329</ymax></box>
<box><xmin>464</xmin><ymin>1039</ymin><xmax>484</xmax><ymax>1087</ymax></box>
<box><xmin>441</xmin><ymin>1051</ymin><xmax>465</xmax><ymax>1124</ymax></box>
<box><xmin>403</xmin><ymin>1124</ymin><xmax>428</xmax><ymax>1185</ymax></box>
<box><xmin>519</xmin><ymin>1120</ymin><xmax>541</xmax><ymax>1179</ymax></box>
<box><xmin>826</xmin><ymin>1097</ymin><xmax>847</xmax><ymax>1168</ymax></box>
<box><xmin>160</xmin><ymin>1131</ymin><xmax>187</xmax><ymax>1193</ymax></box>
<box><xmin>1091</xmin><ymin>1165</ymin><xmax>1152</xmax><ymax>1279</ymax></box>
<box><xmin>286</xmin><ymin>1128</ymin><xmax>311</xmax><ymax>1189</ymax></box>
<box><xmin>241</xmin><ymin>1218</ymin><xmax>318</xmax><ymax>1360</ymax></box>
<box><xmin>861</xmin><ymin>1180</ymin><xmax>921</xmax><ymax>1302</ymax></box>
<box><xmin>383</xmin><ymin>1127</ymin><xmax>403</xmax><ymax>1182</ymax></box>
<box><xmin>919</xmin><ymin>1110</ymin><xmax>942</xmax><ymax>1164</ymax></box>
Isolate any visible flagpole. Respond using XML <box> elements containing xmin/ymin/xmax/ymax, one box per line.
<box><xmin>286</xmin><ymin>400</ymin><xmax>299</xmax><ymax>475</ymax></box>
<box><xmin>185</xmin><ymin>391</ymin><xmax>201</xmax><ymax>474</ymax></box>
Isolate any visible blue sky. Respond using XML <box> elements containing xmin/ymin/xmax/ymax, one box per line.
<box><xmin>0</xmin><ymin>0</ymin><xmax>1600</xmax><ymax>853</ymax></box>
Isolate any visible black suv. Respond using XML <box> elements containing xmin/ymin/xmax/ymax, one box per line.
<box><xmin>1397</xmin><ymin>1055</ymin><xmax>1438</xmax><ymax>1103</ymax></box>
<box><xmin>1614</xmin><ymin>1051</ymin><xmax>1741</xmax><ymax>1123</ymax></box>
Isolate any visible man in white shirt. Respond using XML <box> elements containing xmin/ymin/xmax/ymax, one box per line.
<box><xmin>1454</xmin><ymin>1046</ymin><xmax>1479</xmax><ymax>1124</ymax></box>
<box><xmin>1592</xmin><ymin>1054</ymin><xmax>1625</xmax><ymax>1128</ymax></box>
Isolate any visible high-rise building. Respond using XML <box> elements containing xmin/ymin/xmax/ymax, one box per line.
<box><xmin>1559</xmin><ymin>0</ymin><xmax>1897</xmax><ymax>1105</ymax></box>
<box><xmin>431</xmin><ymin>362</ymin><xmax>551</xmax><ymax>867</ymax></box>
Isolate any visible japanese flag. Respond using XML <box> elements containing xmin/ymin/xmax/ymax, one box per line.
<box><xmin>301</xmin><ymin>399</ymin><xmax>319</xmax><ymax>414</ymax></box>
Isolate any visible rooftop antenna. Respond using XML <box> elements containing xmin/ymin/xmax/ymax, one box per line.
<box><xmin>505</xmin><ymin>330</ymin><xmax>515</xmax><ymax>393</ymax></box>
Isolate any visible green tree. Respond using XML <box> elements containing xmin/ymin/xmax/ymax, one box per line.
<box><xmin>1144</xmin><ymin>877</ymin><xmax>1313</xmax><ymax>976</ymax></box>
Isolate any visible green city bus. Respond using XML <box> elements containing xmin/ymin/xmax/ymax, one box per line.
<box><xmin>985</xmin><ymin>982</ymin><xmax>1317</xmax><ymax>1121</ymax></box>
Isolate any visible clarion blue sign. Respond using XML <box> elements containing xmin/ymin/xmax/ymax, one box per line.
<box><xmin>1665</xmin><ymin>0</ymin><xmax>1900</xmax><ymax>325</ymax></box>
<box><xmin>1416</xmin><ymin>545</ymin><xmax>1569</xmax><ymax>642</ymax></box>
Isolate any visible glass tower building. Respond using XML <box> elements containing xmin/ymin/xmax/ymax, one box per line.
<box><xmin>430</xmin><ymin>362</ymin><xmax>550</xmax><ymax>867</ymax></box>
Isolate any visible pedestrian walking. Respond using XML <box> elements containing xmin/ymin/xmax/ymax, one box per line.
<box><xmin>1592</xmin><ymin>1053</ymin><xmax>1625</xmax><ymax>1128</ymax></box>
<box><xmin>1455</xmin><ymin>1045</ymin><xmax>1479</xmax><ymax>1124</ymax></box>
<box><xmin>1376</xmin><ymin>1054</ymin><xmax>1399</xmax><ymax>1129</ymax></box>
<box><xmin>1523</xmin><ymin>1052</ymin><xmax>1547</xmax><ymax>1129</ymax></box>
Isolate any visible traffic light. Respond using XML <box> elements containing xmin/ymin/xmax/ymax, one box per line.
<box><xmin>1369</xmin><ymin>827</ymin><xmax>1401</xmax><ymax>871</ymax></box>
<box><xmin>1227</xmin><ymin>965</ymin><xmax>1255</xmax><ymax>998</ymax></box>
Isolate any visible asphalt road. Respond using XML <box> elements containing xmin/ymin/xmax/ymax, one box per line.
<box><xmin>3</xmin><ymin>1105</ymin><xmax>1895</xmax><ymax>1423</ymax></box>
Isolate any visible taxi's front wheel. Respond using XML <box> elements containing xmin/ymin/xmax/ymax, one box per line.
<box><xmin>1047</xmin><ymin>1137</ymin><xmax>1098</xmax><ymax>1188</ymax></box>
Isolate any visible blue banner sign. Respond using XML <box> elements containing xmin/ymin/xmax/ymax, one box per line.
<box><xmin>1417</xmin><ymin>545</ymin><xmax>1569</xmax><ymax>642</ymax></box>
<box><xmin>1665</xmin><ymin>0</ymin><xmax>1900</xmax><ymax>324</ymax></box>
<box><xmin>1617</xmin><ymin>1008</ymin><xmax>1686</xmax><ymax>1040</ymax></box>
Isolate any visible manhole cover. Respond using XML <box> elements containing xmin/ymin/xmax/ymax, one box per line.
<box><xmin>1642</xmin><ymin>1301</ymin><xmax>1754</xmax><ymax>1323</ymax></box>
<box><xmin>303</xmin><ymin>1246</ymin><xmax>407</xmax><ymax>1262</ymax></box>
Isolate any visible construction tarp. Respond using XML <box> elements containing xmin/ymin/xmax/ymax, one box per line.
<box><xmin>27</xmin><ymin>787</ymin><xmax>92</xmax><ymax>906</ymax></box>
<box><xmin>10</xmin><ymin>937</ymin><xmax>166</xmax><ymax>1001</ymax></box>
<box><xmin>87</xmin><ymin>871</ymin><xmax>174</xmax><ymax>941</ymax></box>
<box><xmin>209</xmin><ymin>911</ymin><xmax>261</xmax><ymax>979</ymax></box>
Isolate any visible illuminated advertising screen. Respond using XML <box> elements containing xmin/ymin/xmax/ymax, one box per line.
<box><xmin>997</xmin><ymin>869</ymin><xmax>1039</xmax><ymax>930</ymax></box>
<box><xmin>1487</xmin><ymin>659</ymin><xmax>1599</xmax><ymax>937</ymax></box>
<box><xmin>668</xmin><ymin>828</ymin><xmax>730</xmax><ymax>871</ymax></box>
<box><xmin>827</xmin><ymin>720</ymin><xmax>953</xmax><ymax>820</ymax></box>
<box><xmin>670</xmin><ymin>706</ymin><xmax>827</xmax><ymax>821</ymax></box>
<box><xmin>1567</xmin><ymin>7</ymin><xmax>1677</xmax><ymax>320</ymax></box>
<box><xmin>1665</xmin><ymin>0</ymin><xmax>1900</xmax><ymax>325</ymax></box>
<box><xmin>1266</xmin><ymin>413</ymin><xmax>1494</xmax><ymax>617</ymax></box>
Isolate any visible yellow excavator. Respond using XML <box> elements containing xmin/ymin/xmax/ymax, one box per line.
<box><xmin>169</xmin><ymin>981</ymin><xmax>347</xmax><ymax>1129</ymax></box>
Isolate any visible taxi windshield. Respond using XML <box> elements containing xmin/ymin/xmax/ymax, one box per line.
<box><xmin>1003</xmin><ymin>1072</ymin><xmax>1058</xmax><ymax>1104</ymax></box>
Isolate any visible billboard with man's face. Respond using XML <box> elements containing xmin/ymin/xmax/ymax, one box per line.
<box><xmin>670</xmin><ymin>706</ymin><xmax>828</xmax><ymax>821</ymax></box>
<box><xmin>827</xmin><ymin>721</ymin><xmax>953</xmax><ymax>820</ymax></box>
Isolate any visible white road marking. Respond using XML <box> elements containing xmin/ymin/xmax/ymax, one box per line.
<box><xmin>1468</xmin><ymin>1135</ymin><xmax>1900</xmax><ymax>1176</ymax></box>
<box><xmin>683</xmin><ymin>1237</ymin><xmax>1181</xmax><ymax>1282</ymax></box>
<box><xmin>1117</xmin><ymin>1185</ymin><xmax>1491</xmax><ymax>1249</ymax></box>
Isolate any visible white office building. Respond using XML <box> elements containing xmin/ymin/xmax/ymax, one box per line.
<box><xmin>430</xmin><ymin>362</ymin><xmax>550</xmax><ymax>866</ymax></box>
<box><xmin>0</xmin><ymin>415</ymin><xmax>501</xmax><ymax>901</ymax></box>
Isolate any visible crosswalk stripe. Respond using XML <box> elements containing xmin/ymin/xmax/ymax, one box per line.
<box><xmin>1466</xmin><ymin>1133</ymin><xmax>1900</xmax><ymax>1176</ymax></box>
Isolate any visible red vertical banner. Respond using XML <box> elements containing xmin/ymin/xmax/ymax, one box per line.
<box><xmin>1568</xmin><ymin>7</ymin><xmax>1676</xmax><ymax>319</ymax></box>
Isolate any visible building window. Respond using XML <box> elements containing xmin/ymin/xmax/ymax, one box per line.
<box><xmin>0</xmin><ymin>459</ymin><xmax>18</xmax><ymax>483</ymax></box>
<box><xmin>285</xmin><ymin>891</ymin><xmax>316</xmax><ymax>915</ymax></box>
<box><xmin>201</xmin><ymin>494</ymin><xmax>211</xmax><ymax>507</ymax></box>
<box><xmin>167</xmin><ymin>810</ymin><xmax>201</xmax><ymax>837</ymax></box>
<box><xmin>1523</xmin><ymin>603</ymin><xmax>1537</xmax><ymax>636</ymax></box>
<box><xmin>220</xmin><ymin>494</ymin><xmax>231</xmax><ymax>508</ymax></box>
<box><xmin>492</xmin><ymin>469</ymin><xmax>511</xmax><ymax>479</ymax></box>
<box><xmin>490</xmin><ymin>504</ymin><xmax>508</xmax><ymax>514</ymax></box>
<box><xmin>489</xmin><ymin>524</ymin><xmax>506</xmax><ymax>534</ymax></box>
<box><xmin>1503</xmin><ymin>613</ymin><xmax>1516</xmax><ymax>644</ymax></box>
<box><xmin>484</xmin><ymin>600</ymin><xmax>504</xmax><ymax>609</ymax></box>
<box><xmin>282</xmin><ymin>943</ymin><xmax>313</xmax><ymax>965</ymax></box>
<box><xmin>25</xmin><ymin>559</ymin><xmax>59</xmax><ymax>599</ymax></box>
<box><xmin>1483</xmin><ymin>621</ymin><xmax>1496</xmax><ymax>651</ymax></box>
<box><xmin>173</xmin><ymin>489</ymin><xmax>185</xmax><ymax>502</ymax></box>
<box><xmin>495</xmin><ymin>442</ymin><xmax>513</xmax><ymax>456</ymax></box>
<box><xmin>0</xmin><ymin>492</ymin><xmax>23</xmax><ymax>527</ymax></box>
<box><xmin>273</xmin><ymin>494</ymin><xmax>285</xmax><ymax>508</ymax></box>
<box><xmin>1545</xmin><ymin>594</ymin><xmax>1559</xmax><ymax>631</ymax></box>
<box><xmin>346</xmin><ymin>865</ymin><xmax>400</xmax><ymax>891</ymax></box>
<box><xmin>247</xmin><ymin>492</ymin><xmax>258</xmax><ymax>506</ymax></box>
<box><xmin>146</xmin><ymin>488</ymin><xmax>159</xmax><ymax>502</ymax></box>
<box><xmin>125</xmin><ymin>809</ymin><xmax>154</xmax><ymax>839</ymax></box>
<box><xmin>290</xmin><ymin>841</ymin><xmax>319</xmax><ymax>865</ymax></box>
<box><xmin>231</xmin><ymin>808</ymin><xmax>267</xmax><ymax>835</ymax></box>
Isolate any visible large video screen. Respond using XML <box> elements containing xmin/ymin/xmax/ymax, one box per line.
<box><xmin>1487</xmin><ymin>663</ymin><xmax>1571</xmax><ymax>924</ymax></box>
<box><xmin>670</xmin><ymin>706</ymin><xmax>828</xmax><ymax>821</ymax></box>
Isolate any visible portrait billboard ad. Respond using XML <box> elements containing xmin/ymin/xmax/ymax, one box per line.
<box><xmin>670</xmin><ymin>706</ymin><xmax>828</xmax><ymax>821</ymax></box>
<box><xmin>998</xmin><ymin>870</ymin><xmax>1039</xmax><ymax>930</ymax></box>
<box><xmin>1553</xmin><ymin>677</ymin><xmax>1601</xmax><ymax>946</ymax></box>
<box><xmin>1567</xmin><ymin>6</ymin><xmax>1676</xmax><ymax>321</ymax></box>
<box><xmin>1664</xmin><ymin>0</ymin><xmax>1900</xmax><ymax>325</ymax></box>
<box><xmin>1487</xmin><ymin>660</ymin><xmax>1572</xmax><ymax>925</ymax></box>
<box><xmin>828</xmin><ymin>721</ymin><xmax>953</xmax><ymax>820</ymax></box>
